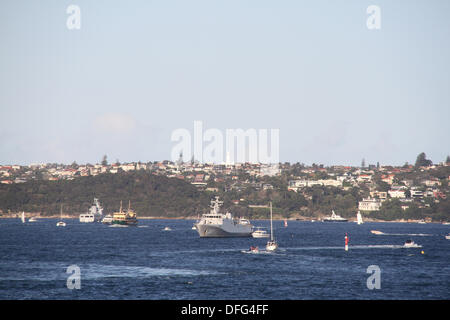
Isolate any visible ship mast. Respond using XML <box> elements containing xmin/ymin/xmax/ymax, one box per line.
<box><xmin>270</xmin><ymin>202</ymin><xmax>274</xmax><ymax>241</ymax></box>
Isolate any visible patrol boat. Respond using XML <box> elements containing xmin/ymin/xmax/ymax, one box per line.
<box><xmin>195</xmin><ymin>197</ymin><xmax>252</xmax><ymax>237</ymax></box>
<box><xmin>79</xmin><ymin>198</ymin><xmax>104</xmax><ymax>223</ymax></box>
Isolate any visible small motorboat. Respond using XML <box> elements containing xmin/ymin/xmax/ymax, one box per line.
<box><xmin>371</xmin><ymin>230</ymin><xmax>384</xmax><ymax>235</ymax></box>
<box><xmin>404</xmin><ymin>240</ymin><xmax>419</xmax><ymax>247</ymax></box>
<box><xmin>163</xmin><ymin>226</ymin><xmax>172</xmax><ymax>231</ymax></box>
<box><xmin>102</xmin><ymin>214</ymin><xmax>113</xmax><ymax>224</ymax></box>
<box><xmin>250</xmin><ymin>246</ymin><xmax>259</xmax><ymax>253</ymax></box>
<box><xmin>28</xmin><ymin>217</ymin><xmax>38</xmax><ymax>222</ymax></box>
<box><xmin>445</xmin><ymin>234</ymin><xmax>450</xmax><ymax>240</ymax></box>
<box><xmin>252</xmin><ymin>227</ymin><xmax>269</xmax><ymax>238</ymax></box>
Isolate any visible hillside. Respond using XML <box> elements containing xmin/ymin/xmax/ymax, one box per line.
<box><xmin>0</xmin><ymin>171</ymin><xmax>211</xmax><ymax>217</ymax></box>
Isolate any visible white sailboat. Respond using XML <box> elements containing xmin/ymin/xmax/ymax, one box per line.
<box><xmin>21</xmin><ymin>211</ymin><xmax>26</xmax><ymax>223</ymax></box>
<box><xmin>356</xmin><ymin>211</ymin><xmax>363</xmax><ymax>225</ymax></box>
<box><xmin>56</xmin><ymin>205</ymin><xmax>66</xmax><ymax>227</ymax></box>
<box><xmin>266</xmin><ymin>202</ymin><xmax>278</xmax><ymax>252</ymax></box>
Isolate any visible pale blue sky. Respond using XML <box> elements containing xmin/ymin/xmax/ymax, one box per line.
<box><xmin>1</xmin><ymin>0</ymin><xmax>449</xmax><ymax>166</ymax></box>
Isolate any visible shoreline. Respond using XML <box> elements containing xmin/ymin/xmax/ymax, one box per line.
<box><xmin>0</xmin><ymin>215</ymin><xmax>447</xmax><ymax>224</ymax></box>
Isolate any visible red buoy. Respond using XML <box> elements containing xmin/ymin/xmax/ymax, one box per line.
<box><xmin>345</xmin><ymin>233</ymin><xmax>349</xmax><ymax>251</ymax></box>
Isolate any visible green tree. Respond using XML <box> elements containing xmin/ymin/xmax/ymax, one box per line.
<box><xmin>101</xmin><ymin>155</ymin><xmax>108</xmax><ymax>166</ymax></box>
<box><xmin>415</xmin><ymin>152</ymin><xmax>432</xmax><ymax>167</ymax></box>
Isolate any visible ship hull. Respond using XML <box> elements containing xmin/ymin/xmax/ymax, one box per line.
<box><xmin>323</xmin><ymin>219</ymin><xmax>348</xmax><ymax>222</ymax></box>
<box><xmin>196</xmin><ymin>224</ymin><xmax>252</xmax><ymax>238</ymax></box>
<box><xmin>112</xmin><ymin>219</ymin><xmax>138</xmax><ymax>226</ymax></box>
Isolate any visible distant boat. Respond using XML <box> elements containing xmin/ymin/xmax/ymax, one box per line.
<box><xmin>242</xmin><ymin>246</ymin><xmax>260</xmax><ymax>254</ymax></box>
<box><xmin>404</xmin><ymin>240</ymin><xmax>420</xmax><ymax>248</ymax></box>
<box><xmin>20</xmin><ymin>211</ymin><xmax>25</xmax><ymax>224</ymax></box>
<box><xmin>266</xmin><ymin>202</ymin><xmax>278</xmax><ymax>252</ymax></box>
<box><xmin>418</xmin><ymin>220</ymin><xmax>426</xmax><ymax>224</ymax></box>
<box><xmin>356</xmin><ymin>211</ymin><xmax>363</xmax><ymax>225</ymax></box>
<box><xmin>323</xmin><ymin>210</ymin><xmax>348</xmax><ymax>222</ymax></box>
<box><xmin>80</xmin><ymin>198</ymin><xmax>104</xmax><ymax>223</ymax></box>
<box><xmin>371</xmin><ymin>230</ymin><xmax>384</xmax><ymax>235</ymax></box>
<box><xmin>252</xmin><ymin>227</ymin><xmax>270</xmax><ymax>238</ymax></box>
<box><xmin>111</xmin><ymin>200</ymin><xmax>138</xmax><ymax>226</ymax></box>
<box><xmin>56</xmin><ymin>205</ymin><xmax>66</xmax><ymax>227</ymax></box>
<box><xmin>445</xmin><ymin>234</ymin><xmax>450</xmax><ymax>240</ymax></box>
<box><xmin>28</xmin><ymin>217</ymin><xmax>38</xmax><ymax>222</ymax></box>
<box><xmin>163</xmin><ymin>226</ymin><xmax>172</xmax><ymax>231</ymax></box>
<box><xmin>102</xmin><ymin>214</ymin><xmax>113</xmax><ymax>224</ymax></box>
<box><xmin>195</xmin><ymin>197</ymin><xmax>252</xmax><ymax>237</ymax></box>
<box><xmin>284</xmin><ymin>219</ymin><xmax>288</xmax><ymax>227</ymax></box>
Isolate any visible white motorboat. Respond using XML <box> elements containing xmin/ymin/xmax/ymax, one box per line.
<box><xmin>266</xmin><ymin>202</ymin><xmax>278</xmax><ymax>252</ymax></box>
<box><xmin>252</xmin><ymin>227</ymin><xmax>270</xmax><ymax>238</ymax></box>
<box><xmin>163</xmin><ymin>226</ymin><xmax>172</xmax><ymax>231</ymax></box>
<box><xmin>28</xmin><ymin>217</ymin><xmax>38</xmax><ymax>222</ymax></box>
<box><xmin>403</xmin><ymin>240</ymin><xmax>419</xmax><ymax>248</ymax></box>
<box><xmin>323</xmin><ymin>210</ymin><xmax>348</xmax><ymax>222</ymax></box>
<box><xmin>371</xmin><ymin>230</ymin><xmax>384</xmax><ymax>235</ymax></box>
<box><xmin>445</xmin><ymin>234</ymin><xmax>450</xmax><ymax>240</ymax></box>
<box><xmin>102</xmin><ymin>214</ymin><xmax>113</xmax><ymax>224</ymax></box>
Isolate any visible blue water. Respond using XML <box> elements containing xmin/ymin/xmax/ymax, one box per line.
<box><xmin>0</xmin><ymin>219</ymin><xmax>449</xmax><ymax>299</ymax></box>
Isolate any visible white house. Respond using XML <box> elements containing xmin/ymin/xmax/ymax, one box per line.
<box><xmin>388</xmin><ymin>189</ymin><xmax>406</xmax><ymax>199</ymax></box>
<box><xmin>358</xmin><ymin>198</ymin><xmax>382</xmax><ymax>211</ymax></box>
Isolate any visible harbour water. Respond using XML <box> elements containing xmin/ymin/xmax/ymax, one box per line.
<box><xmin>0</xmin><ymin>219</ymin><xmax>448</xmax><ymax>299</ymax></box>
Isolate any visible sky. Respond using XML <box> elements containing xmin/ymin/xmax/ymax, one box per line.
<box><xmin>0</xmin><ymin>0</ymin><xmax>449</xmax><ymax>166</ymax></box>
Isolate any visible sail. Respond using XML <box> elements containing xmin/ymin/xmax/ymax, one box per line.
<box><xmin>357</xmin><ymin>211</ymin><xmax>363</xmax><ymax>224</ymax></box>
<box><xmin>21</xmin><ymin>211</ymin><xmax>25</xmax><ymax>223</ymax></box>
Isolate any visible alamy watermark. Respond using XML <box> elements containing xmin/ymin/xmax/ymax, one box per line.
<box><xmin>367</xmin><ymin>5</ymin><xmax>381</xmax><ymax>30</ymax></box>
<box><xmin>171</xmin><ymin>121</ymin><xmax>279</xmax><ymax>165</ymax></box>
<box><xmin>366</xmin><ymin>265</ymin><xmax>381</xmax><ymax>290</ymax></box>
<box><xmin>66</xmin><ymin>265</ymin><xmax>81</xmax><ymax>290</ymax></box>
<box><xmin>66</xmin><ymin>5</ymin><xmax>81</xmax><ymax>30</ymax></box>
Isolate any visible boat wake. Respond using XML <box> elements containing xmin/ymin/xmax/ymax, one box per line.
<box><xmin>240</xmin><ymin>249</ymin><xmax>285</xmax><ymax>255</ymax></box>
<box><xmin>285</xmin><ymin>244</ymin><xmax>421</xmax><ymax>251</ymax></box>
<box><xmin>81</xmin><ymin>264</ymin><xmax>220</xmax><ymax>279</ymax></box>
<box><xmin>372</xmin><ymin>232</ymin><xmax>433</xmax><ymax>236</ymax></box>
<box><xmin>109</xmin><ymin>224</ymin><xmax>128</xmax><ymax>228</ymax></box>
